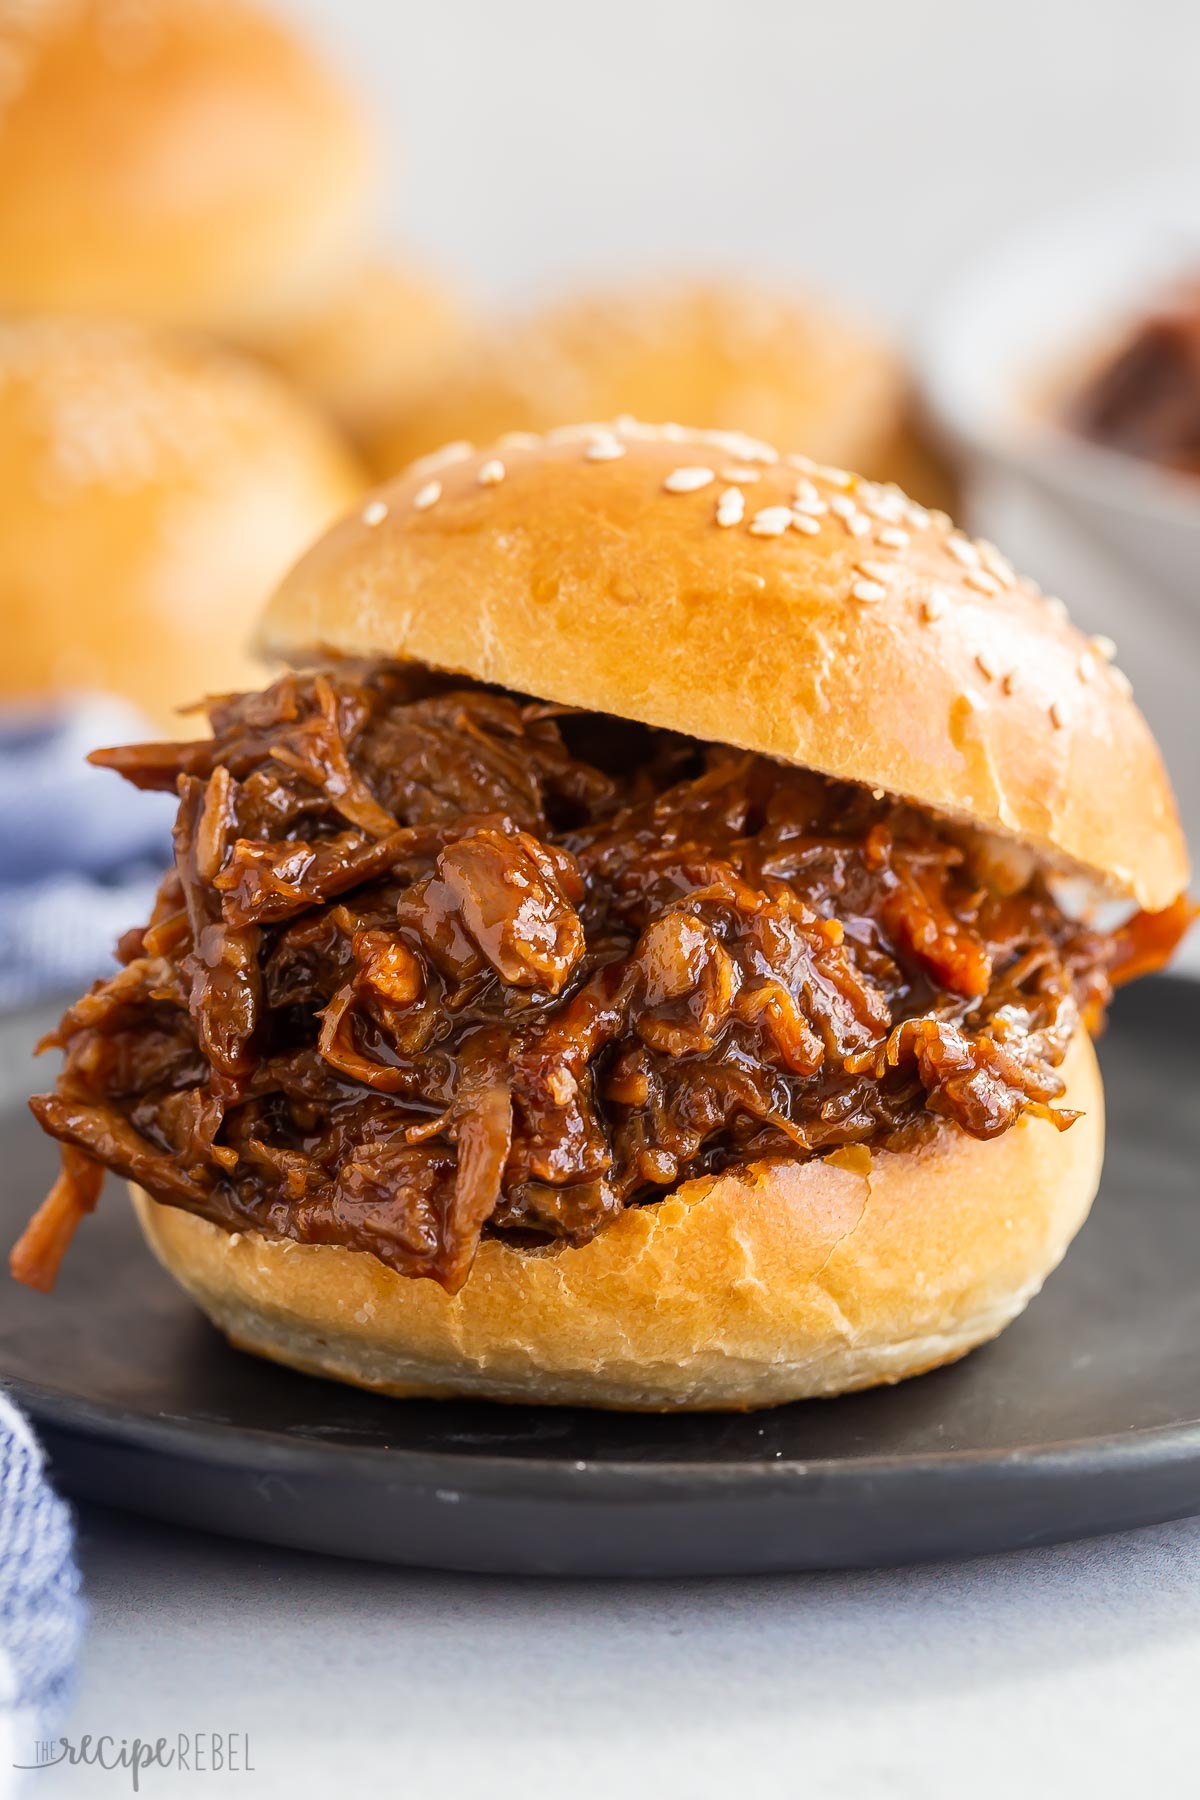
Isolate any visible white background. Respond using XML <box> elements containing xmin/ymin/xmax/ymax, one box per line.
<box><xmin>28</xmin><ymin>6</ymin><xmax>1200</xmax><ymax>1796</ymax></box>
<box><xmin>286</xmin><ymin>0</ymin><xmax>1200</xmax><ymax>329</ymax></box>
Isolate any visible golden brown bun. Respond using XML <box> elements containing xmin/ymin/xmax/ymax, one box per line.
<box><xmin>0</xmin><ymin>318</ymin><xmax>364</xmax><ymax>727</ymax></box>
<box><xmin>263</xmin><ymin>422</ymin><xmax>1188</xmax><ymax>910</ymax></box>
<box><xmin>264</xmin><ymin>260</ymin><xmax>473</xmax><ymax>463</ymax></box>
<box><xmin>374</xmin><ymin>277</ymin><xmax>947</xmax><ymax>506</ymax></box>
<box><xmin>0</xmin><ymin>0</ymin><xmax>373</xmax><ymax>338</ymax></box>
<box><xmin>132</xmin><ymin>1028</ymin><xmax>1104</xmax><ymax>1411</ymax></box>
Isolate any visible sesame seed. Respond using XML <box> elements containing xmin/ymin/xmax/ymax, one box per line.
<box><xmin>921</xmin><ymin>588</ymin><xmax>949</xmax><ymax>623</ymax></box>
<box><xmin>843</xmin><ymin>512</ymin><xmax>871</xmax><ymax>539</ymax></box>
<box><xmin>862</xmin><ymin>489</ymin><xmax>906</xmax><ymax>524</ymax></box>
<box><xmin>426</xmin><ymin>440</ymin><xmax>472</xmax><ymax>470</ymax></box>
<box><xmin>975</xmin><ymin>650</ymin><xmax>1002</xmax><ymax>682</ymax></box>
<box><xmin>749</xmin><ymin>506</ymin><xmax>793</xmax><ymax>537</ymax></box>
<box><xmin>978</xmin><ymin>541</ymin><xmax>1016</xmax><ymax>586</ymax></box>
<box><xmin>664</xmin><ymin>466</ymin><xmax>715</xmax><ymax>494</ymax></box>
<box><xmin>585</xmin><ymin>436</ymin><xmax>625</xmax><ymax>462</ymax></box>
<box><xmin>709</xmin><ymin>430</ymin><xmax>765</xmax><ymax>462</ymax></box>
<box><xmin>792</xmin><ymin>477</ymin><xmax>820</xmax><ymax>507</ymax></box>
<box><xmin>785</xmin><ymin>453</ymin><xmax>817</xmax><ymax>473</ymax></box>
<box><xmin>498</xmin><ymin>431</ymin><xmax>540</xmax><ymax>450</ymax></box>
<box><xmin>946</xmin><ymin>535</ymin><xmax>981</xmax><ymax>569</ymax></box>
<box><xmin>965</xmin><ymin>570</ymin><xmax>1001</xmax><ymax>596</ymax></box>
<box><xmin>851</xmin><ymin>578</ymin><xmax>887</xmax><ymax>603</ymax></box>
<box><xmin>715</xmin><ymin>487</ymin><xmax>745</xmax><ymax>528</ymax></box>
<box><xmin>905</xmin><ymin>503</ymin><xmax>932</xmax><ymax>530</ymax></box>
<box><xmin>815</xmin><ymin>464</ymin><xmax>854</xmax><ymax>488</ymax></box>
<box><xmin>413</xmin><ymin>480</ymin><xmax>442</xmax><ymax>511</ymax></box>
<box><xmin>876</xmin><ymin>526</ymin><xmax>909</xmax><ymax>549</ymax></box>
<box><xmin>790</xmin><ymin>510</ymin><xmax>821</xmax><ymax>535</ymax></box>
<box><xmin>1078</xmin><ymin>651</ymin><xmax>1096</xmax><ymax>683</ymax></box>
<box><xmin>478</xmin><ymin>459</ymin><xmax>506</xmax><ymax>486</ymax></box>
<box><xmin>961</xmin><ymin>689</ymin><xmax>986</xmax><ymax>713</ymax></box>
<box><xmin>1111</xmin><ymin>666</ymin><xmax>1133</xmax><ymax>696</ymax></box>
<box><xmin>1002</xmin><ymin>669</ymin><xmax>1020</xmax><ymax>696</ymax></box>
<box><xmin>1049</xmin><ymin>700</ymin><xmax>1068</xmax><ymax>730</ymax></box>
<box><xmin>661</xmin><ymin>423</ymin><xmax>690</xmax><ymax>442</ymax></box>
<box><xmin>1045</xmin><ymin>596</ymin><xmax>1069</xmax><ymax>623</ymax></box>
<box><xmin>828</xmin><ymin>494</ymin><xmax>856</xmax><ymax>519</ymax></box>
<box><xmin>791</xmin><ymin>493</ymin><xmax>828</xmax><ymax>516</ymax></box>
<box><xmin>871</xmin><ymin>788</ymin><xmax>886</xmax><ymax>800</ymax></box>
<box><xmin>719</xmin><ymin>465</ymin><xmax>761</xmax><ymax>483</ymax></box>
<box><xmin>854</xmin><ymin>560</ymin><xmax>892</xmax><ymax>583</ymax></box>
<box><xmin>1091</xmin><ymin>634</ymin><xmax>1117</xmax><ymax>661</ymax></box>
<box><xmin>362</xmin><ymin>499</ymin><xmax>388</xmax><ymax>526</ymax></box>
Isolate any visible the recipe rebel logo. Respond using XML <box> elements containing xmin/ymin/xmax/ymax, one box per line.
<box><xmin>13</xmin><ymin>1732</ymin><xmax>255</xmax><ymax>1789</ymax></box>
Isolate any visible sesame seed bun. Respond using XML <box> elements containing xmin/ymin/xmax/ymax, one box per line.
<box><xmin>373</xmin><ymin>278</ymin><xmax>956</xmax><ymax>510</ymax></box>
<box><xmin>262</xmin><ymin>260</ymin><xmax>473</xmax><ymax>464</ymax></box>
<box><xmin>0</xmin><ymin>318</ymin><xmax>364</xmax><ymax>727</ymax></box>
<box><xmin>130</xmin><ymin>1025</ymin><xmax>1104</xmax><ymax>1411</ymax></box>
<box><xmin>0</xmin><ymin>0</ymin><xmax>373</xmax><ymax>339</ymax></box>
<box><xmin>261</xmin><ymin>423</ymin><xmax>1188</xmax><ymax>911</ymax></box>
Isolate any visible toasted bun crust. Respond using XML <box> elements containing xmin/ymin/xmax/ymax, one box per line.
<box><xmin>132</xmin><ymin>1029</ymin><xmax>1104</xmax><ymax>1411</ymax></box>
<box><xmin>0</xmin><ymin>0</ymin><xmax>373</xmax><ymax>337</ymax></box>
<box><xmin>262</xmin><ymin>423</ymin><xmax>1187</xmax><ymax>909</ymax></box>
<box><xmin>264</xmin><ymin>260</ymin><xmax>473</xmax><ymax>462</ymax></box>
<box><xmin>375</xmin><ymin>278</ymin><xmax>918</xmax><ymax>488</ymax></box>
<box><xmin>0</xmin><ymin>319</ymin><xmax>363</xmax><ymax>726</ymax></box>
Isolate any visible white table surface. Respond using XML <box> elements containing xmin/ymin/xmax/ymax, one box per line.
<box><xmin>36</xmin><ymin>1501</ymin><xmax>1200</xmax><ymax>1798</ymax></box>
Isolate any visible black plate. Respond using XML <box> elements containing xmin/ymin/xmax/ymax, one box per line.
<box><xmin>2</xmin><ymin>978</ymin><xmax>1198</xmax><ymax>1576</ymax></box>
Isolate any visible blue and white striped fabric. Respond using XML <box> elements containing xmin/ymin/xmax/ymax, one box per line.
<box><xmin>0</xmin><ymin>1392</ymin><xmax>83</xmax><ymax>1770</ymax></box>
<box><xmin>0</xmin><ymin>697</ymin><xmax>174</xmax><ymax>1012</ymax></box>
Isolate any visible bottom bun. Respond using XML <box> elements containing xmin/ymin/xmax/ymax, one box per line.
<box><xmin>132</xmin><ymin>1028</ymin><xmax>1103</xmax><ymax>1412</ymax></box>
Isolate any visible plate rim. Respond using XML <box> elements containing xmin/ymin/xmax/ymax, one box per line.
<box><xmin>8</xmin><ymin>1374</ymin><xmax>1200</xmax><ymax>1496</ymax></box>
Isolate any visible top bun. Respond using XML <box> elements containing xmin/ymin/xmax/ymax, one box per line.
<box><xmin>0</xmin><ymin>317</ymin><xmax>363</xmax><ymax>728</ymax></box>
<box><xmin>374</xmin><ymin>277</ymin><xmax>951</xmax><ymax>508</ymax></box>
<box><xmin>0</xmin><ymin>0</ymin><xmax>373</xmax><ymax>339</ymax></box>
<box><xmin>263</xmin><ymin>422</ymin><xmax>1187</xmax><ymax>912</ymax></box>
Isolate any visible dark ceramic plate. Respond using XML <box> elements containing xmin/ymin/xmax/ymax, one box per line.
<box><xmin>1</xmin><ymin>978</ymin><xmax>1197</xmax><ymax>1576</ymax></box>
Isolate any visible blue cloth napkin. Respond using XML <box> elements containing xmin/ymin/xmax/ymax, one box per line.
<box><xmin>0</xmin><ymin>698</ymin><xmax>175</xmax><ymax>1012</ymax></box>
<box><xmin>0</xmin><ymin>1392</ymin><xmax>83</xmax><ymax>1757</ymax></box>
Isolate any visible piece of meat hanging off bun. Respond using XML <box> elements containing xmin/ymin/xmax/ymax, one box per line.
<box><xmin>13</xmin><ymin>422</ymin><xmax>1192</xmax><ymax>1411</ymax></box>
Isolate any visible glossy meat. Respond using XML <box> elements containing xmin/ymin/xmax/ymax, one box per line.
<box><xmin>16</xmin><ymin>664</ymin><xmax>1179</xmax><ymax>1294</ymax></box>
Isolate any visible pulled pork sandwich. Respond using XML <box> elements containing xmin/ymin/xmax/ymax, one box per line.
<box><xmin>12</xmin><ymin>423</ymin><xmax>1191</xmax><ymax>1410</ymax></box>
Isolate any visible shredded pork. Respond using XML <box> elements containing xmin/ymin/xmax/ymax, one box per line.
<box><xmin>14</xmin><ymin>663</ymin><xmax>1188</xmax><ymax>1293</ymax></box>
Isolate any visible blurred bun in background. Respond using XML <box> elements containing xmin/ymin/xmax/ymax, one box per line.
<box><xmin>0</xmin><ymin>318</ymin><xmax>363</xmax><ymax>727</ymax></box>
<box><xmin>375</xmin><ymin>277</ymin><xmax>956</xmax><ymax>510</ymax></box>
<box><xmin>263</xmin><ymin>259</ymin><xmax>473</xmax><ymax>464</ymax></box>
<box><xmin>0</xmin><ymin>0</ymin><xmax>373</xmax><ymax>340</ymax></box>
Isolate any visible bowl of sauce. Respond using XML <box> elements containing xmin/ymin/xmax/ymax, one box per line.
<box><xmin>918</xmin><ymin>173</ymin><xmax>1200</xmax><ymax>916</ymax></box>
